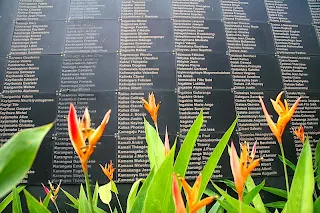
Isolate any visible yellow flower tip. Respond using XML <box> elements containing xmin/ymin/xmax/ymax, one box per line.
<box><xmin>294</xmin><ymin>125</ymin><xmax>305</xmax><ymax>143</ymax></box>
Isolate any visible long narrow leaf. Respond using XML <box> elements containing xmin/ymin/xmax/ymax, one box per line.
<box><xmin>245</xmin><ymin>176</ymin><xmax>266</xmax><ymax>213</ymax></box>
<box><xmin>315</xmin><ymin>139</ymin><xmax>320</xmax><ymax>189</ymax></box>
<box><xmin>79</xmin><ymin>185</ymin><xmax>91</xmax><ymax>213</ymax></box>
<box><xmin>0</xmin><ymin>186</ymin><xmax>25</xmax><ymax>213</ymax></box>
<box><xmin>93</xmin><ymin>182</ymin><xmax>99</xmax><ymax>207</ymax></box>
<box><xmin>0</xmin><ymin>124</ymin><xmax>53</xmax><ymax>198</ymax></box>
<box><xmin>42</xmin><ymin>192</ymin><xmax>51</xmax><ymax>208</ymax></box>
<box><xmin>174</xmin><ymin>111</ymin><xmax>203</xmax><ymax>176</ymax></box>
<box><xmin>217</xmin><ymin>199</ymin><xmax>237</xmax><ymax>213</ymax></box>
<box><xmin>213</xmin><ymin>183</ymin><xmax>260</xmax><ymax>213</ymax></box>
<box><xmin>24</xmin><ymin>190</ymin><xmax>50</xmax><ymax>213</ymax></box>
<box><xmin>265</xmin><ymin>201</ymin><xmax>285</xmax><ymax>209</ymax></box>
<box><xmin>314</xmin><ymin>197</ymin><xmax>320</xmax><ymax>213</ymax></box>
<box><xmin>144</xmin><ymin>118</ymin><xmax>164</xmax><ymax>170</ymax></box>
<box><xmin>12</xmin><ymin>187</ymin><xmax>22</xmax><ymax>213</ymax></box>
<box><xmin>284</xmin><ymin>138</ymin><xmax>314</xmax><ymax>213</ymax></box>
<box><xmin>130</xmin><ymin>168</ymin><xmax>155</xmax><ymax>213</ymax></box>
<box><xmin>278</xmin><ymin>155</ymin><xmax>296</xmax><ymax>172</ymax></box>
<box><xmin>262</xmin><ymin>187</ymin><xmax>287</xmax><ymax>199</ymax></box>
<box><xmin>144</xmin><ymin>143</ymin><xmax>176</xmax><ymax>213</ymax></box>
<box><xmin>126</xmin><ymin>179</ymin><xmax>143</xmax><ymax>213</ymax></box>
<box><xmin>243</xmin><ymin>180</ymin><xmax>265</xmax><ymax>205</ymax></box>
<box><xmin>209</xmin><ymin>197</ymin><xmax>225</xmax><ymax>213</ymax></box>
<box><xmin>61</xmin><ymin>188</ymin><xmax>79</xmax><ymax>207</ymax></box>
<box><xmin>199</xmin><ymin>117</ymin><xmax>238</xmax><ymax>199</ymax></box>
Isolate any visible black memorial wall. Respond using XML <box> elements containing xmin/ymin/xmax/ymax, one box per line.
<box><xmin>0</xmin><ymin>0</ymin><xmax>320</xmax><ymax>185</ymax></box>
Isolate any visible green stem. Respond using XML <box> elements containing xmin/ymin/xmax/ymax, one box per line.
<box><xmin>84</xmin><ymin>171</ymin><xmax>94</xmax><ymax>213</ymax></box>
<box><xmin>239</xmin><ymin>199</ymin><xmax>243</xmax><ymax>213</ymax></box>
<box><xmin>115</xmin><ymin>193</ymin><xmax>124</xmax><ymax>213</ymax></box>
<box><xmin>280</xmin><ymin>143</ymin><xmax>290</xmax><ymax>196</ymax></box>
<box><xmin>53</xmin><ymin>201</ymin><xmax>60</xmax><ymax>213</ymax></box>
<box><xmin>108</xmin><ymin>203</ymin><xmax>113</xmax><ymax>213</ymax></box>
<box><xmin>155</xmin><ymin>123</ymin><xmax>160</xmax><ymax>170</ymax></box>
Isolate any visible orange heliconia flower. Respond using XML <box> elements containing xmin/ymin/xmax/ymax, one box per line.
<box><xmin>100</xmin><ymin>160</ymin><xmax>116</xmax><ymax>181</ymax></box>
<box><xmin>259</xmin><ymin>92</ymin><xmax>301</xmax><ymax>144</ymax></box>
<box><xmin>174</xmin><ymin>173</ymin><xmax>215</xmax><ymax>213</ymax></box>
<box><xmin>230</xmin><ymin>142</ymin><xmax>262</xmax><ymax>200</ymax></box>
<box><xmin>293</xmin><ymin>125</ymin><xmax>305</xmax><ymax>143</ymax></box>
<box><xmin>141</xmin><ymin>92</ymin><xmax>160</xmax><ymax>124</ymax></box>
<box><xmin>164</xmin><ymin>126</ymin><xmax>170</xmax><ymax>156</ymax></box>
<box><xmin>68</xmin><ymin>103</ymin><xmax>111</xmax><ymax>172</ymax></box>
<box><xmin>41</xmin><ymin>180</ymin><xmax>62</xmax><ymax>203</ymax></box>
<box><xmin>172</xmin><ymin>174</ymin><xmax>187</xmax><ymax>213</ymax></box>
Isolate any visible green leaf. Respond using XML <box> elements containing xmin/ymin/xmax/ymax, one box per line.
<box><xmin>265</xmin><ymin>201</ymin><xmax>286</xmax><ymax>209</ymax></box>
<box><xmin>130</xmin><ymin>168</ymin><xmax>155</xmax><ymax>213</ymax></box>
<box><xmin>144</xmin><ymin>118</ymin><xmax>165</xmax><ymax>170</ymax></box>
<box><xmin>245</xmin><ymin>176</ymin><xmax>266</xmax><ymax>213</ymax></box>
<box><xmin>12</xmin><ymin>187</ymin><xmax>22</xmax><ymax>213</ymax></box>
<box><xmin>199</xmin><ymin>117</ymin><xmax>238</xmax><ymax>199</ymax></box>
<box><xmin>79</xmin><ymin>185</ymin><xmax>91</xmax><ymax>213</ymax></box>
<box><xmin>126</xmin><ymin>179</ymin><xmax>143</xmax><ymax>213</ymax></box>
<box><xmin>278</xmin><ymin>155</ymin><xmax>296</xmax><ymax>172</ymax></box>
<box><xmin>209</xmin><ymin>197</ymin><xmax>225</xmax><ymax>213</ymax></box>
<box><xmin>174</xmin><ymin>111</ymin><xmax>203</xmax><ymax>177</ymax></box>
<box><xmin>215</xmin><ymin>179</ymin><xmax>238</xmax><ymax>193</ymax></box>
<box><xmin>0</xmin><ymin>185</ymin><xmax>25</xmax><ymax>213</ymax></box>
<box><xmin>94</xmin><ymin>206</ymin><xmax>107</xmax><ymax>213</ymax></box>
<box><xmin>315</xmin><ymin>139</ymin><xmax>320</xmax><ymax>190</ymax></box>
<box><xmin>217</xmin><ymin>199</ymin><xmax>237</xmax><ymax>213</ymax></box>
<box><xmin>113</xmin><ymin>207</ymin><xmax>118</xmax><ymax>213</ymax></box>
<box><xmin>98</xmin><ymin>183</ymin><xmax>112</xmax><ymax>205</ymax></box>
<box><xmin>204</xmin><ymin>188</ymin><xmax>218</xmax><ymax>197</ymax></box>
<box><xmin>24</xmin><ymin>190</ymin><xmax>50</xmax><ymax>213</ymax></box>
<box><xmin>198</xmin><ymin>206</ymin><xmax>206</xmax><ymax>213</ymax></box>
<box><xmin>314</xmin><ymin>197</ymin><xmax>320</xmax><ymax>213</ymax></box>
<box><xmin>42</xmin><ymin>192</ymin><xmax>51</xmax><ymax>208</ymax></box>
<box><xmin>284</xmin><ymin>138</ymin><xmax>314</xmax><ymax>213</ymax></box>
<box><xmin>61</xmin><ymin>188</ymin><xmax>78</xmax><ymax>206</ymax></box>
<box><xmin>93</xmin><ymin>182</ymin><xmax>99</xmax><ymax>207</ymax></box>
<box><xmin>111</xmin><ymin>181</ymin><xmax>118</xmax><ymax>194</ymax></box>
<box><xmin>212</xmin><ymin>182</ymin><xmax>260</xmax><ymax>213</ymax></box>
<box><xmin>243</xmin><ymin>180</ymin><xmax>265</xmax><ymax>205</ymax></box>
<box><xmin>0</xmin><ymin>124</ymin><xmax>53</xmax><ymax>198</ymax></box>
<box><xmin>144</xmin><ymin>143</ymin><xmax>176</xmax><ymax>213</ymax></box>
<box><xmin>262</xmin><ymin>187</ymin><xmax>287</xmax><ymax>199</ymax></box>
<box><xmin>274</xmin><ymin>209</ymin><xmax>279</xmax><ymax>213</ymax></box>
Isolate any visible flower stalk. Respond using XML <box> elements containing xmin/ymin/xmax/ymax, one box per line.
<box><xmin>280</xmin><ymin>143</ymin><xmax>289</xmax><ymax>195</ymax></box>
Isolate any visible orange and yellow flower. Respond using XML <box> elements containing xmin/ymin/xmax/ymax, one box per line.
<box><xmin>41</xmin><ymin>180</ymin><xmax>61</xmax><ymax>203</ymax></box>
<box><xmin>259</xmin><ymin>92</ymin><xmax>301</xmax><ymax>144</ymax></box>
<box><xmin>141</xmin><ymin>92</ymin><xmax>160</xmax><ymax>124</ymax></box>
<box><xmin>172</xmin><ymin>173</ymin><xmax>215</xmax><ymax>213</ymax></box>
<box><xmin>68</xmin><ymin>103</ymin><xmax>111</xmax><ymax>172</ymax></box>
<box><xmin>100</xmin><ymin>160</ymin><xmax>116</xmax><ymax>181</ymax></box>
<box><xmin>230</xmin><ymin>142</ymin><xmax>262</xmax><ymax>200</ymax></box>
<box><xmin>293</xmin><ymin>125</ymin><xmax>305</xmax><ymax>143</ymax></box>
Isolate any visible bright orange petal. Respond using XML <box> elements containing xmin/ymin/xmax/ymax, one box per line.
<box><xmin>259</xmin><ymin>96</ymin><xmax>282</xmax><ymax>143</ymax></box>
<box><xmin>179</xmin><ymin>176</ymin><xmax>192</xmax><ymax>206</ymax></box>
<box><xmin>245</xmin><ymin>158</ymin><xmax>262</xmax><ymax>178</ymax></box>
<box><xmin>271</xmin><ymin>99</ymin><xmax>284</xmax><ymax>115</ymax></box>
<box><xmin>81</xmin><ymin>107</ymin><xmax>91</xmax><ymax>130</ymax></box>
<box><xmin>230</xmin><ymin>142</ymin><xmax>243</xmax><ymax>200</ymax></box>
<box><xmin>288</xmin><ymin>97</ymin><xmax>301</xmax><ymax>117</ymax></box>
<box><xmin>89</xmin><ymin>109</ymin><xmax>111</xmax><ymax>146</ymax></box>
<box><xmin>190</xmin><ymin>174</ymin><xmax>202</xmax><ymax>206</ymax></box>
<box><xmin>190</xmin><ymin>196</ymin><xmax>214</xmax><ymax>213</ymax></box>
<box><xmin>172</xmin><ymin>174</ymin><xmax>187</xmax><ymax>213</ymax></box>
<box><xmin>68</xmin><ymin>103</ymin><xmax>86</xmax><ymax>158</ymax></box>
